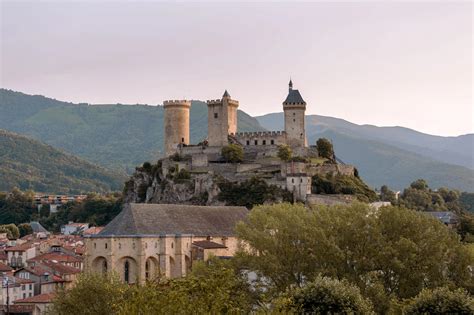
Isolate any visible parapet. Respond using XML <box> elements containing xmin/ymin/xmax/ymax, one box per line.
<box><xmin>163</xmin><ymin>100</ymin><xmax>192</xmax><ymax>107</ymax></box>
<box><xmin>206</xmin><ymin>99</ymin><xmax>239</xmax><ymax>106</ymax></box>
<box><xmin>233</xmin><ymin>131</ymin><xmax>286</xmax><ymax>137</ymax></box>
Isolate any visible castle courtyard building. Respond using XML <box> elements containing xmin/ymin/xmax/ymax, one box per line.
<box><xmin>84</xmin><ymin>204</ymin><xmax>248</xmax><ymax>283</ymax></box>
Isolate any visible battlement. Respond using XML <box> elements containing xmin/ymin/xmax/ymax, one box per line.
<box><xmin>163</xmin><ymin>100</ymin><xmax>191</xmax><ymax>107</ymax></box>
<box><xmin>283</xmin><ymin>101</ymin><xmax>306</xmax><ymax>106</ymax></box>
<box><xmin>232</xmin><ymin>131</ymin><xmax>286</xmax><ymax>137</ymax></box>
<box><xmin>206</xmin><ymin>99</ymin><xmax>239</xmax><ymax>106</ymax></box>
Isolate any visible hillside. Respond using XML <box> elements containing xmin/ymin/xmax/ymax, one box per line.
<box><xmin>0</xmin><ymin>89</ymin><xmax>265</xmax><ymax>173</ymax></box>
<box><xmin>258</xmin><ymin>113</ymin><xmax>473</xmax><ymax>169</ymax></box>
<box><xmin>0</xmin><ymin>129</ymin><xmax>125</xmax><ymax>193</ymax></box>
<box><xmin>257</xmin><ymin>113</ymin><xmax>474</xmax><ymax>191</ymax></box>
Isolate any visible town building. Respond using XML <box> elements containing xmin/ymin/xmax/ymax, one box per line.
<box><xmin>84</xmin><ymin>203</ymin><xmax>248</xmax><ymax>283</ymax></box>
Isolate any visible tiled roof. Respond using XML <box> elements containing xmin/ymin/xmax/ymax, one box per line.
<box><xmin>14</xmin><ymin>293</ymin><xmax>55</xmax><ymax>304</ymax></box>
<box><xmin>41</xmin><ymin>261</ymin><xmax>81</xmax><ymax>275</ymax></box>
<box><xmin>192</xmin><ymin>240</ymin><xmax>227</xmax><ymax>249</ymax></box>
<box><xmin>5</xmin><ymin>242</ymin><xmax>35</xmax><ymax>252</ymax></box>
<box><xmin>27</xmin><ymin>252</ymin><xmax>82</xmax><ymax>264</ymax></box>
<box><xmin>0</xmin><ymin>262</ymin><xmax>12</xmax><ymax>272</ymax></box>
<box><xmin>96</xmin><ymin>203</ymin><xmax>248</xmax><ymax>237</ymax></box>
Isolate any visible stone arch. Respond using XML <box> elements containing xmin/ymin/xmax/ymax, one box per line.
<box><xmin>145</xmin><ymin>256</ymin><xmax>160</xmax><ymax>281</ymax></box>
<box><xmin>92</xmin><ymin>256</ymin><xmax>108</xmax><ymax>275</ymax></box>
<box><xmin>118</xmin><ymin>256</ymin><xmax>138</xmax><ymax>284</ymax></box>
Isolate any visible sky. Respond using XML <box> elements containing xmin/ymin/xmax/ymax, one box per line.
<box><xmin>1</xmin><ymin>1</ymin><xmax>472</xmax><ymax>136</ymax></box>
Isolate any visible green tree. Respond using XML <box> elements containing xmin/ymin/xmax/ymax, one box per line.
<box><xmin>49</xmin><ymin>273</ymin><xmax>127</xmax><ymax>315</ymax></box>
<box><xmin>218</xmin><ymin>177</ymin><xmax>292</xmax><ymax>209</ymax></box>
<box><xmin>405</xmin><ymin>287</ymin><xmax>474</xmax><ymax>315</ymax></box>
<box><xmin>0</xmin><ymin>223</ymin><xmax>20</xmax><ymax>239</ymax></box>
<box><xmin>316</xmin><ymin>138</ymin><xmax>335</xmax><ymax>161</ymax></box>
<box><xmin>221</xmin><ymin>144</ymin><xmax>244</xmax><ymax>163</ymax></box>
<box><xmin>277</xmin><ymin>276</ymin><xmax>374</xmax><ymax>314</ymax></box>
<box><xmin>39</xmin><ymin>204</ymin><xmax>51</xmax><ymax>218</ymax></box>
<box><xmin>18</xmin><ymin>223</ymin><xmax>33</xmax><ymax>237</ymax></box>
<box><xmin>410</xmin><ymin>179</ymin><xmax>429</xmax><ymax>190</ymax></box>
<box><xmin>235</xmin><ymin>203</ymin><xmax>474</xmax><ymax>312</ymax></box>
<box><xmin>380</xmin><ymin>185</ymin><xmax>397</xmax><ymax>203</ymax></box>
<box><xmin>277</xmin><ymin>144</ymin><xmax>292</xmax><ymax>161</ymax></box>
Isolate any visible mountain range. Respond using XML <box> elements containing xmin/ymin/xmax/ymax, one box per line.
<box><xmin>0</xmin><ymin>129</ymin><xmax>125</xmax><ymax>193</ymax></box>
<box><xmin>0</xmin><ymin>88</ymin><xmax>472</xmax><ymax>192</ymax></box>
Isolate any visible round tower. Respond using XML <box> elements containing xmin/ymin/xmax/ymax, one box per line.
<box><xmin>283</xmin><ymin>80</ymin><xmax>307</xmax><ymax>148</ymax></box>
<box><xmin>163</xmin><ymin>100</ymin><xmax>191</xmax><ymax>156</ymax></box>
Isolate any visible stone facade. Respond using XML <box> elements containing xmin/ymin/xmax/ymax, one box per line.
<box><xmin>163</xmin><ymin>100</ymin><xmax>191</xmax><ymax>157</ymax></box>
<box><xmin>85</xmin><ymin>204</ymin><xmax>248</xmax><ymax>283</ymax></box>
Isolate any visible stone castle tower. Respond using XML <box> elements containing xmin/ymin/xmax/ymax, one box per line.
<box><xmin>206</xmin><ymin>90</ymin><xmax>239</xmax><ymax>147</ymax></box>
<box><xmin>283</xmin><ymin>80</ymin><xmax>307</xmax><ymax>148</ymax></box>
<box><xmin>163</xmin><ymin>100</ymin><xmax>191</xmax><ymax>156</ymax></box>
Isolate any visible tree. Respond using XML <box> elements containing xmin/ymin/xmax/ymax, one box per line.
<box><xmin>410</xmin><ymin>179</ymin><xmax>429</xmax><ymax>191</ymax></box>
<box><xmin>49</xmin><ymin>273</ymin><xmax>127</xmax><ymax>315</ymax></box>
<box><xmin>39</xmin><ymin>204</ymin><xmax>50</xmax><ymax>218</ymax></box>
<box><xmin>235</xmin><ymin>203</ymin><xmax>474</xmax><ymax>313</ymax></box>
<box><xmin>221</xmin><ymin>144</ymin><xmax>244</xmax><ymax>163</ymax></box>
<box><xmin>0</xmin><ymin>224</ymin><xmax>20</xmax><ymax>239</ymax></box>
<box><xmin>380</xmin><ymin>185</ymin><xmax>397</xmax><ymax>203</ymax></box>
<box><xmin>277</xmin><ymin>276</ymin><xmax>374</xmax><ymax>314</ymax></box>
<box><xmin>218</xmin><ymin>177</ymin><xmax>292</xmax><ymax>209</ymax></box>
<box><xmin>277</xmin><ymin>144</ymin><xmax>292</xmax><ymax>161</ymax></box>
<box><xmin>405</xmin><ymin>287</ymin><xmax>474</xmax><ymax>315</ymax></box>
<box><xmin>18</xmin><ymin>223</ymin><xmax>33</xmax><ymax>237</ymax></box>
<box><xmin>316</xmin><ymin>138</ymin><xmax>335</xmax><ymax>161</ymax></box>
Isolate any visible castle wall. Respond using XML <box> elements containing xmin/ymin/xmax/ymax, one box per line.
<box><xmin>163</xmin><ymin>100</ymin><xmax>191</xmax><ymax>157</ymax></box>
<box><xmin>306</xmin><ymin>194</ymin><xmax>355</xmax><ymax>206</ymax></box>
<box><xmin>234</xmin><ymin>131</ymin><xmax>286</xmax><ymax>147</ymax></box>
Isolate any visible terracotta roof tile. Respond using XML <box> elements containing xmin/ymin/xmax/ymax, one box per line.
<box><xmin>192</xmin><ymin>240</ymin><xmax>227</xmax><ymax>249</ymax></box>
<box><xmin>14</xmin><ymin>293</ymin><xmax>55</xmax><ymax>304</ymax></box>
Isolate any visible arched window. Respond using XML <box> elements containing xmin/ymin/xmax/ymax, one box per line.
<box><xmin>102</xmin><ymin>260</ymin><xmax>107</xmax><ymax>274</ymax></box>
<box><xmin>124</xmin><ymin>260</ymin><xmax>130</xmax><ymax>283</ymax></box>
<box><xmin>11</xmin><ymin>256</ymin><xmax>16</xmax><ymax>267</ymax></box>
<box><xmin>145</xmin><ymin>261</ymin><xmax>150</xmax><ymax>280</ymax></box>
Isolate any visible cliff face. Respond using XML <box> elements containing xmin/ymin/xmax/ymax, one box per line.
<box><xmin>123</xmin><ymin>164</ymin><xmax>223</xmax><ymax>206</ymax></box>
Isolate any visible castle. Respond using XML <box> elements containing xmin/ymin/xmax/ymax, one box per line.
<box><xmin>163</xmin><ymin>80</ymin><xmax>307</xmax><ymax>157</ymax></box>
<box><xmin>156</xmin><ymin>81</ymin><xmax>354</xmax><ymax>203</ymax></box>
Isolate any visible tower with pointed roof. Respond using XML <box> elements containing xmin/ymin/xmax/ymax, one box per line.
<box><xmin>283</xmin><ymin>80</ymin><xmax>307</xmax><ymax>148</ymax></box>
<box><xmin>206</xmin><ymin>90</ymin><xmax>239</xmax><ymax>147</ymax></box>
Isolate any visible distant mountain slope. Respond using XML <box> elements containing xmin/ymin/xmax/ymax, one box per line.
<box><xmin>0</xmin><ymin>130</ymin><xmax>125</xmax><ymax>193</ymax></box>
<box><xmin>258</xmin><ymin>113</ymin><xmax>474</xmax><ymax>191</ymax></box>
<box><xmin>258</xmin><ymin>113</ymin><xmax>473</xmax><ymax>169</ymax></box>
<box><xmin>0</xmin><ymin>89</ymin><xmax>265</xmax><ymax>173</ymax></box>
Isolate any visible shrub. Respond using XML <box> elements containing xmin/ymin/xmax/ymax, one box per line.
<box><xmin>405</xmin><ymin>287</ymin><xmax>474</xmax><ymax>314</ymax></box>
<box><xmin>316</xmin><ymin>138</ymin><xmax>335</xmax><ymax>161</ymax></box>
<box><xmin>278</xmin><ymin>276</ymin><xmax>374</xmax><ymax>314</ymax></box>
<box><xmin>221</xmin><ymin>144</ymin><xmax>244</xmax><ymax>163</ymax></box>
<box><xmin>277</xmin><ymin>145</ymin><xmax>292</xmax><ymax>161</ymax></box>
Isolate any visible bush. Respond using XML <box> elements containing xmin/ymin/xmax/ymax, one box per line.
<box><xmin>316</xmin><ymin>138</ymin><xmax>335</xmax><ymax>161</ymax></box>
<box><xmin>405</xmin><ymin>287</ymin><xmax>474</xmax><ymax>314</ymax></box>
<box><xmin>278</xmin><ymin>276</ymin><xmax>374</xmax><ymax>314</ymax></box>
<box><xmin>174</xmin><ymin>169</ymin><xmax>191</xmax><ymax>182</ymax></box>
<box><xmin>221</xmin><ymin>144</ymin><xmax>244</xmax><ymax>163</ymax></box>
<box><xmin>311</xmin><ymin>174</ymin><xmax>378</xmax><ymax>202</ymax></box>
<box><xmin>277</xmin><ymin>145</ymin><xmax>292</xmax><ymax>161</ymax></box>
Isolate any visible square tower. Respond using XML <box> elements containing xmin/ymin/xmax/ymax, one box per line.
<box><xmin>206</xmin><ymin>90</ymin><xmax>239</xmax><ymax>147</ymax></box>
<box><xmin>283</xmin><ymin>80</ymin><xmax>307</xmax><ymax>148</ymax></box>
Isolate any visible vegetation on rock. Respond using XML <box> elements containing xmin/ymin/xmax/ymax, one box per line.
<box><xmin>221</xmin><ymin>144</ymin><xmax>244</xmax><ymax>163</ymax></box>
<box><xmin>316</xmin><ymin>137</ymin><xmax>335</xmax><ymax>162</ymax></box>
<box><xmin>277</xmin><ymin>144</ymin><xmax>292</xmax><ymax>161</ymax></box>
<box><xmin>311</xmin><ymin>173</ymin><xmax>378</xmax><ymax>202</ymax></box>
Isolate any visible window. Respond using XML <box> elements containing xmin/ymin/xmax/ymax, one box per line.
<box><xmin>254</xmin><ymin>140</ymin><xmax>258</xmax><ymax>145</ymax></box>
<box><xmin>124</xmin><ymin>260</ymin><xmax>130</xmax><ymax>283</ymax></box>
<box><xmin>155</xmin><ymin>242</ymin><xmax>158</xmax><ymax>249</ymax></box>
<box><xmin>246</xmin><ymin>140</ymin><xmax>250</xmax><ymax>146</ymax></box>
<box><xmin>103</xmin><ymin>260</ymin><xmax>108</xmax><ymax>274</ymax></box>
<box><xmin>301</xmin><ymin>178</ymin><xmax>303</xmax><ymax>183</ymax></box>
<box><xmin>291</xmin><ymin>179</ymin><xmax>294</xmax><ymax>183</ymax></box>
<box><xmin>23</xmin><ymin>293</ymin><xmax>26</xmax><ymax>298</ymax></box>
<box><xmin>29</xmin><ymin>293</ymin><xmax>32</xmax><ymax>297</ymax></box>
<box><xmin>181</xmin><ymin>137</ymin><xmax>184</xmax><ymax>143</ymax></box>
<box><xmin>119</xmin><ymin>243</ymin><xmax>121</xmax><ymax>249</ymax></box>
<box><xmin>145</xmin><ymin>261</ymin><xmax>150</xmax><ymax>280</ymax></box>
<box><xmin>293</xmin><ymin>112</ymin><xmax>295</xmax><ymax>116</ymax></box>
<box><xmin>22</xmin><ymin>285</ymin><xmax>25</xmax><ymax>290</ymax></box>
<box><xmin>293</xmin><ymin>119</ymin><xmax>295</xmax><ymax>122</ymax></box>
<box><xmin>271</xmin><ymin>140</ymin><xmax>274</xmax><ymax>145</ymax></box>
<box><xmin>94</xmin><ymin>243</ymin><xmax>96</xmax><ymax>249</ymax></box>
<box><xmin>145</xmin><ymin>242</ymin><xmax>148</xmax><ymax>249</ymax></box>
<box><xmin>214</xmin><ymin>113</ymin><xmax>218</xmax><ymax>119</ymax></box>
<box><xmin>262</xmin><ymin>140</ymin><xmax>266</xmax><ymax>145</ymax></box>
<box><xmin>105</xmin><ymin>243</ymin><xmax>107</xmax><ymax>249</ymax></box>
<box><xmin>171</xmin><ymin>242</ymin><xmax>174</xmax><ymax>249</ymax></box>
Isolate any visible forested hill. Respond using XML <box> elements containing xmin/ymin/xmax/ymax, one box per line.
<box><xmin>0</xmin><ymin>89</ymin><xmax>265</xmax><ymax>173</ymax></box>
<box><xmin>0</xmin><ymin>129</ymin><xmax>125</xmax><ymax>193</ymax></box>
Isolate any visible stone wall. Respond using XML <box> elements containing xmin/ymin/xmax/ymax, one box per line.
<box><xmin>234</xmin><ymin>131</ymin><xmax>286</xmax><ymax>147</ymax></box>
<box><xmin>306</xmin><ymin>194</ymin><xmax>355</xmax><ymax>206</ymax></box>
<box><xmin>163</xmin><ymin>100</ymin><xmax>191</xmax><ymax>157</ymax></box>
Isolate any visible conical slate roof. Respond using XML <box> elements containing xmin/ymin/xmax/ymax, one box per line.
<box><xmin>283</xmin><ymin>89</ymin><xmax>306</xmax><ymax>104</ymax></box>
<box><xmin>222</xmin><ymin>90</ymin><xmax>230</xmax><ymax>98</ymax></box>
<box><xmin>95</xmin><ymin>203</ymin><xmax>248</xmax><ymax>237</ymax></box>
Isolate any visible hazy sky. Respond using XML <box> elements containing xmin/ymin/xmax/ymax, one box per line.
<box><xmin>1</xmin><ymin>1</ymin><xmax>472</xmax><ymax>136</ymax></box>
